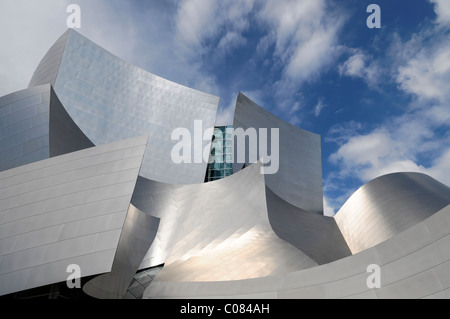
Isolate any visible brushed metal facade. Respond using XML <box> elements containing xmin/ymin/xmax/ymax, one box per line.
<box><xmin>266</xmin><ymin>187</ymin><xmax>351</xmax><ymax>265</ymax></box>
<box><xmin>0</xmin><ymin>135</ymin><xmax>148</xmax><ymax>296</ymax></box>
<box><xmin>82</xmin><ymin>204</ymin><xmax>159</xmax><ymax>299</ymax></box>
<box><xmin>1</xmin><ymin>29</ymin><xmax>450</xmax><ymax>300</ymax></box>
<box><xmin>145</xmin><ymin>204</ymin><xmax>450</xmax><ymax>299</ymax></box>
<box><xmin>145</xmin><ymin>193</ymin><xmax>450</xmax><ymax>299</ymax></box>
<box><xmin>0</xmin><ymin>85</ymin><xmax>51</xmax><ymax>171</ymax></box>
<box><xmin>132</xmin><ymin>162</ymin><xmax>318</xmax><ymax>279</ymax></box>
<box><xmin>233</xmin><ymin>93</ymin><xmax>323</xmax><ymax>214</ymax></box>
<box><xmin>335</xmin><ymin>172</ymin><xmax>450</xmax><ymax>254</ymax></box>
<box><xmin>0</xmin><ymin>84</ymin><xmax>93</xmax><ymax>173</ymax></box>
<box><xmin>28</xmin><ymin>29</ymin><xmax>219</xmax><ymax>185</ymax></box>
<box><xmin>28</xmin><ymin>30</ymin><xmax>69</xmax><ymax>88</ymax></box>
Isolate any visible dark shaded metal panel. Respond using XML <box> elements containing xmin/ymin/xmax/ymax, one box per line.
<box><xmin>49</xmin><ymin>86</ymin><xmax>94</xmax><ymax>157</ymax></box>
<box><xmin>233</xmin><ymin>93</ymin><xmax>323</xmax><ymax>214</ymax></box>
<box><xmin>335</xmin><ymin>172</ymin><xmax>450</xmax><ymax>254</ymax></box>
<box><xmin>266</xmin><ymin>187</ymin><xmax>351</xmax><ymax>265</ymax></box>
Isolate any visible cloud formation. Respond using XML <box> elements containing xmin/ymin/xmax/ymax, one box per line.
<box><xmin>0</xmin><ymin>0</ymin><xmax>70</xmax><ymax>97</ymax></box>
<box><xmin>339</xmin><ymin>50</ymin><xmax>382</xmax><ymax>87</ymax></box>
<box><xmin>324</xmin><ymin>1</ymin><xmax>450</xmax><ymax>214</ymax></box>
<box><xmin>430</xmin><ymin>0</ymin><xmax>450</xmax><ymax>27</ymax></box>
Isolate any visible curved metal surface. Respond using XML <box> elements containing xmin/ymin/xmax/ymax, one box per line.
<box><xmin>48</xmin><ymin>85</ymin><xmax>94</xmax><ymax>157</ymax></box>
<box><xmin>2</xmin><ymin>29</ymin><xmax>450</xmax><ymax>300</ymax></box>
<box><xmin>0</xmin><ymin>135</ymin><xmax>147</xmax><ymax>296</ymax></box>
<box><xmin>82</xmin><ymin>204</ymin><xmax>159</xmax><ymax>299</ymax></box>
<box><xmin>29</xmin><ymin>30</ymin><xmax>69</xmax><ymax>88</ymax></box>
<box><xmin>131</xmin><ymin>162</ymin><xmax>318</xmax><ymax>282</ymax></box>
<box><xmin>0</xmin><ymin>84</ymin><xmax>93</xmax><ymax>173</ymax></box>
<box><xmin>233</xmin><ymin>93</ymin><xmax>323</xmax><ymax>214</ymax></box>
<box><xmin>266</xmin><ymin>187</ymin><xmax>351</xmax><ymax>265</ymax></box>
<box><xmin>144</xmin><ymin>204</ymin><xmax>450</xmax><ymax>299</ymax></box>
<box><xmin>335</xmin><ymin>172</ymin><xmax>450</xmax><ymax>254</ymax></box>
<box><xmin>0</xmin><ymin>85</ymin><xmax>51</xmax><ymax>171</ymax></box>
<box><xmin>28</xmin><ymin>29</ymin><xmax>219</xmax><ymax>185</ymax></box>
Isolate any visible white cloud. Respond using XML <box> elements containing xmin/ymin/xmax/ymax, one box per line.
<box><xmin>217</xmin><ymin>31</ymin><xmax>247</xmax><ymax>56</ymax></box>
<box><xmin>215</xmin><ymin>94</ymin><xmax>237</xmax><ymax>127</ymax></box>
<box><xmin>259</xmin><ymin>0</ymin><xmax>326</xmax><ymax>57</ymax></box>
<box><xmin>397</xmin><ymin>41</ymin><xmax>450</xmax><ymax>101</ymax></box>
<box><xmin>325</xmin><ymin>121</ymin><xmax>363</xmax><ymax>146</ymax></box>
<box><xmin>0</xmin><ymin>0</ymin><xmax>70</xmax><ymax>96</ymax></box>
<box><xmin>327</xmin><ymin>11</ymin><xmax>450</xmax><ymax>201</ymax></box>
<box><xmin>259</xmin><ymin>0</ymin><xmax>344</xmax><ymax>85</ymax></box>
<box><xmin>254</xmin><ymin>0</ymin><xmax>346</xmax><ymax>116</ymax></box>
<box><xmin>339</xmin><ymin>52</ymin><xmax>365</xmax><ymax>76</ymax></box>
<box><xmin>78</xmin><ymin>0</ymin><xmax>221</xmax><ymax>97</ymax></box>
<box><xmin>328</xmin><ymin>114</ymin><xmax>449</xmax><ymax>187</ymax></box>
<box><xmin>175</xmin><ymin>0</ymin><xmax>218</xmax><ymax>50</ymax></box>
<box><xmin>430</xmin><ymin>0</ymin><xmax>450</xmax><ymax>27</ymax></box>
<box><xmin>286</xmin><ymin>28</ymin><xmax>339</xmax><ymax>83</ymax></box>
<box><xmin>169</xmin><ymin>0</ymin><xmax>258</xmax><ymax>94</ymax></box>
<box><xmin>314</xmin><ymin>99</ymin><xmax>326</xmax><ymax>117</ymax></box>
<box><xmin>174</xmin><ymin>0</ymin><xmax>254</xmax><ymax>57</ymax></box>
<box><xmin>427</xmin><ymin>149</ymin><xmax>450</xmax><ymax>184</ymax></box>
<box><xmin>339</xmin><ymin>50</ymin><xmax>381</xmax><ymax>87</ymax></box>
<box><xmin>330</xmin><ymin>132</ymin><xmax>391</xmax><ymax>171</ymax></box>
<box><xmin>323</xmin><ymin>196</ymin><xmax>335</xmax><ymax>217</ymax></box>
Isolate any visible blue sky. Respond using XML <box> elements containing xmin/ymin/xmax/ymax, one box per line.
<box><xmin>0</xmin><ymin>0</ymin><xmax>449</xmax><ymax>215</ymax></box>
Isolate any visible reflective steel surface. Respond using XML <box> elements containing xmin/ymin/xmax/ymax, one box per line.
<box><xmin>28</xmin><ymin>29</ymin><xmax>219</xmax><ymax>185</ymax></box>
<box><xmin>82</xmin><ymin>204</ymin><xmax>159</xmax><ymax>299</ymax></box>
<box><xmin>1</xmin><ymin>29</ymin><xmax>449</xmax><ymax>300</ymax></box>
<box><xmin>0</xmin><ymin>84</ymin><xmax>93</xmax><ymax>173</ymax></box>
<box><xmin>0</xmin><ymin>136</ymin><xmax>148</xmax><ymax>296</ymax></box>
<box><xmin>132</xmin><ymin>162</ymin><xmax>318</xmax><ymax>277</ymax></box>
<box><xmin>335</xmin><ymin>172</ymin><xmax>450</xmax><ymax>254</ymax></box>
<box><xmin>266</xmin><ymin>187</ymin><xmax>351</xmax><ymax>265</ymax></box>
<box><xmin>145</xmin><ymin>183</ymin><xmax>450</xmax><ymax>299</ymax></box>
<box><xmin>233</xmin><ymin>93</ymin><xmax>323</xmax><ymax>214</ymax></box>
<box><xmin>0</xmin><ymin>85</ymin><xmax>51</xmax><ymax>172</ymax></box>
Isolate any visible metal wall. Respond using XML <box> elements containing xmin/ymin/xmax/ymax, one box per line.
<box><xmin>144</xmin><ymin>203</ymin><xmax>450</xmax><ymax>299</ymax></box>
<box><xmin>2</xmin><ymin>29</ymin><xmax>450</xmax><ymax>300</ymax></box>
<box><xmin>0</xmin><ymin>85</ymin><xmax>51</xmax><ymax>172</ymax></box>
<box><xmin>131</xmin><ymin>162</ymin><xmax>318</xmax><ymax>278</ymax></box>
<box><xmin>28</xmin><ymin>30</ymin><xmax>69</xmax><ymax>88</ymax></box>
<box><xmin>82</xmin><ymin>205</ymin><xmax>159</xmax><ymax>299</ymax></box>
<box><xmin>335</xmin><ymin>172</ymin><xmax>450</xmax><ymax>254</ymax></box>
<box><xmin>28</xmin><ymin>29</ymin><xmax>219</xmax><ymax>185</ymax></box>
<box><xmin>266</xmin><ymin>187</ymin><xmax>351</xmax><ymax>265</ymax></box>
<box><xmin>0</xmin><ymin>136</ymin><xmax>147</xmax><ymax>296</ymax></box>
<box><xmin>0</xmin><ymin>84</ymin><xmax>94</xmax><ymax>173</ymax></box>
<box><xmin>233</xmin><ymin>93</ymin><xmax>323</xmax><ymax>214</ymax></box>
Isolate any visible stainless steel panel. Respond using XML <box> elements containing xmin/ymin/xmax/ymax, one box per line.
<box><xmin>335</xmin><ymin>172</ymin><xmax>450</xmax><ymax>254</ymax></box>
<box><xmin>0</xmin><ymin>135</ymin><xmax>147</xmax><ymax>296</ymax></box>
<box><xmin>266</xmin><ymin>187</ymin><xmax>351</xmax><ymax>264</ymax></box>
<box><xmin>145</xmin><ymin>204</ymin><xmax>450</xmax><ymax>299</ymax></box>
<box><xmin>28</xmin><ymin>30</ymin><xmax>70</xmax><ymax>88</ymax></box>
<box><xmin>140</xmin><ymin>162</ymin><xmax>319</xmax><ymax>298</ymax></box>
<box><xmin>29</xmin><ymin>29</ymin><xmax>219</xmax><ymax>185</ymax></box>
<box><xmin>233</xmin><ymin>93</ymin><xmax>323</xmax><ymax>214</ymax></box>
<box><xmin>0</xmin><ymin>85</ymin><xmax>93</xmax><ymax>173</ymax></box>
<box><xmin>83</xmin><ymin>205</ymin><xmax>160</xmax><ymax>299</ymax></box>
